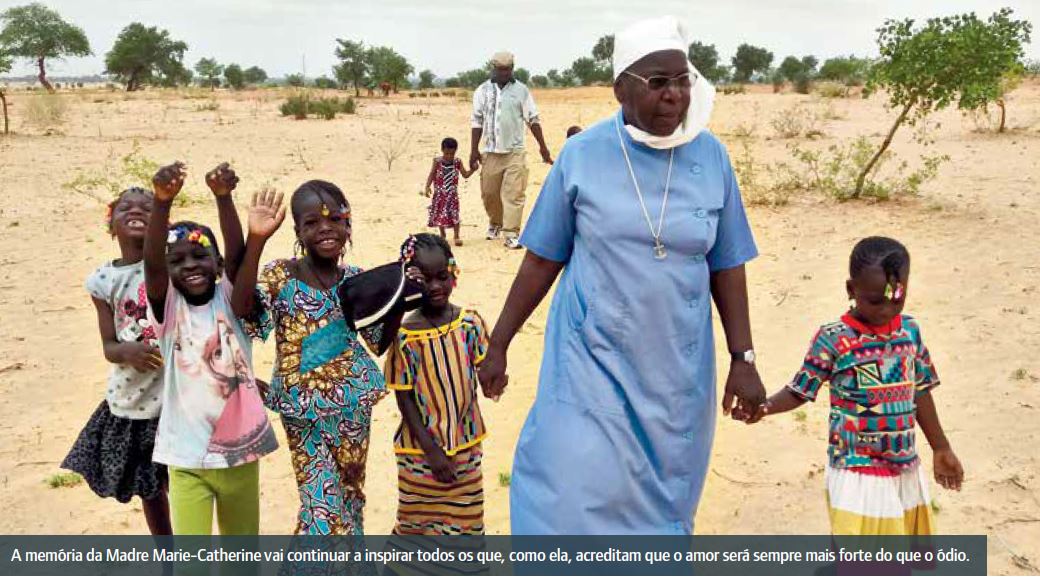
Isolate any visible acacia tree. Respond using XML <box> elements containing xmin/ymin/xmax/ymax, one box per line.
<box><xmin>731</xmin><ymin>43</ymin><xmax>772</xmax><ymax>83</ymax></box>
<box><xmin>514</xmin><ymin>67</ymin><xmax>530</xmax><ymax>85</ymax></box>
<box><xmin>333</xmin><ymin>39</ymin><xmax>367</xmax><ymax>96</ymax></box>
<box><xmin>818</xmin><ymin>55</ymin><xmax>871</xmax><ymax>86</ymax></box>
<box><xmin>366</xmin><ymin>46</ymin><xmax>412</xmax><ymax>93</ymax></box>
<box><xmin>569</xmin><ymin>56</ymin><xmax>599</xmax><ymax>86</ymax></box>
<box><xmin>105</xmin><ymin>23</ymin><xmax>189</xmax><ymax>91</ymax></box>
<box><xmin>243</xmin><ymin>66</ymin><xmax>267</xmax><ymax>85</ymax></box>
<box><xmin>0</xmin><ymin>3</ymin><xmax>91</xmax><ymax>92</ymax></box>
<box><xmin>223</xmin><ymin>63</ymin><xmax>244</xmax><ymax>89</ymax></box>
<box><xmin>688</xmin><ymin>41</ymin><xmax>726</xmax><ymax>83</ymax></box>
<box><xmin>592</xmin><ymin>34</ymin><xmax>614</xmax><ymax>79</ymax></box>
<box><xmin>194</xmin><ymin>57</ymin><xmax>223</xmax><ymax>89</ymax></box>
<box><xmin>858</xmin><ymin>8</ymin><xmax>1031</xmax><ymax>197</ymax></box>
<box><xmin>0</xmin><ymin>49</ymin><xmax>11</xmax><ymax>134</ymax></box>
<box><xmin>417</xmin><ymin>69</ymin><xmax>435</xmax><ymax>89</ymax></box>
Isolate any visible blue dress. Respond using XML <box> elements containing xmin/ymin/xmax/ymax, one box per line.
<box><xmin>513</xmin><ymin>110</ymin><xmax>758</xmax><ymax>534</ymax></box>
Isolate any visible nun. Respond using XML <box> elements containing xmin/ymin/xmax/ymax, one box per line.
<box><xmin>478</xmin><ymin>15</ymin><xmax>767</xmax><ymax>534</ymax></box>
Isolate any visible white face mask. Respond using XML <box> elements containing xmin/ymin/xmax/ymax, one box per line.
<box><xmin>623</xmin><ymin>62</ymin><xmax>716</xmax><ymax>150</ymax></box>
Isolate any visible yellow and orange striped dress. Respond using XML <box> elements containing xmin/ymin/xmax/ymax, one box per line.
<box><xmin>385</xmin><ymin>308</ymin><xmax>489</xmax><ymax>535</ymax></box>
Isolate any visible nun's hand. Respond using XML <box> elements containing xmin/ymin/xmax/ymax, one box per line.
<box><xmin>722</xmin><ymin>361</ymin><xmax>766</xmax><ymax>422</ymax></box>
<box><xmin>478</xmin><ymin>345</ymin><xmax>508</xmax><ymax>401</ymax></box>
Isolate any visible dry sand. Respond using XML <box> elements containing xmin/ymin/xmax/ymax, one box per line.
<box><xmin>0</xmin><ymin>83</ymin><xmax>1038</xmax><ymax>575</ymax></box>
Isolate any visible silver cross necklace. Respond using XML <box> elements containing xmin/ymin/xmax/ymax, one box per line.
<box><xmin>615</xmin><ymin>115</ymin><xmax>674</xmax><ymax>260</ymax></box>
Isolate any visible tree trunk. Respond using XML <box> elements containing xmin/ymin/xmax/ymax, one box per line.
<box><xmin>853</xmin><ymin>101</ymin><xmax>913</xmax><ymax>199</ymax></box>
<box><xmin>1</xmin><ymin>90</ymin><xmax>9</xmax><ymax>135</ymax></box>
<box><xmin>37</xmin><ymin>57</ymin><xmax>53</xmax><ymax>92</ymax></box>
<box><xmin>997</xmin><ymin>99</ymin><xmax>1006</xmax><ymax>133</ymax></box>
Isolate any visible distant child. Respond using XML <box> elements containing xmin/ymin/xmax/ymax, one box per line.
<box><xmin>748</xmin><ymin>237</ymin><xmax>963</xmax><ymax>535</ymax></box>
<box><xmin>62</xmin><ymin>186</ymin><xmax>171</xmax><ymax>535</ymax></box>
<box><xmin>386</xmin><ymin>234</ymin><xmax>490</xmax><ymax>535</ymax></box>
<box><xmin>232</xmin><ymin>180</ymin><xmax>410</xmax><ymax>536</ymax></box>
<box><xmin>424</xmin><ymin>137</ymin><xmax>474</xmax><ymax>247</ymax></box>
<box><xmin>566</xmin><ymin>125</ymin><xmax>582</xmax><ymax>138</ymax></box>
<box><xmin>144</xmin><ymin>161</ymin><xmax>278</xmax><ymax>535</ymax></box>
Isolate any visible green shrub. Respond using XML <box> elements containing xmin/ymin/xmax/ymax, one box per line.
<box><xmin>408</xmin><ymin>92</ymin><xmax>417</xmax><ymax>98</ymax></box>
<box><xmin>770</xmin><ymin>104</ymin><xmax>824</xmax><ymax>139</ymax></box>
<box><xmin>719</xmin><ymin>84</ymin><xmax>747</xmax><ymax>95</ymax></box>
<box><xmin>340</xmin><ymin>97</ymin><xmax>356</xmax><ymax>114</ymax></box>
<box><xmin>309</xmin><ymin>98</ymin><xmax>338</xmax><ymax>120</ymax></box>
<box><xmin>280</xmin><ymin>92</ymin><xmax>310</xmax><ymax>119</ymax></box>
<box><xmin>815</xmin><ymin>81</ymin><xmax>849</xmax><ymax>98</ymax></box>
<box><xmin>47</xmin><ymin>473</ymin><xmax>83</xmax><ymax>489</ymax></box>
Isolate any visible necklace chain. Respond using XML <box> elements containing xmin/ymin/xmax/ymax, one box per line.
<box><xmin>302</xmin><ymin>258</ymin><xmax>340</xmax><ymax>293</ymax></box>
<box><xmin>421</xmin><ymin>305</ymin><xmax>457</xmax><ymax>338</ymax></box>
<box><xmin>615</xmin><ymin>116</ymin><xmax>674</xmax><ymax>253</ymax></box>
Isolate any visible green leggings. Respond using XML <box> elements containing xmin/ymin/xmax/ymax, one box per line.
<box><xmin>169</xmin><ymin>461</ymin><xmax>259</xmax><ymax>535</ymax></box>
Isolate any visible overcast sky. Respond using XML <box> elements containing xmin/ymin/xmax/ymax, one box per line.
<box><xmin>2</xmin><ymin>0</ymin><xmax>1038</xmax><ymax>79</ymax></box>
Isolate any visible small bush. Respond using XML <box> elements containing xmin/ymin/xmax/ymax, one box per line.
<box><xmin>408</xmin><ymin>92</ymin><xmax>417</xmax><ymax>98</ymax></box>
<box><xmin>498</xmin><ymin>472</ymin><xmax>511</xmax><ymax>487</ymax></box>
<box><xmin>340</xmin><ymin>97</ymin><xmax>356</xmax><ymax>114</ymax></box>
<box><xmin>442</xmin><ymin>90</ymin><xmax>456</xmax><ymax>97</ymax></box>
<box><xmin>794</xmin><ymin>76</ymin><xmax>813</xmax><ymax>95</ymax></box>
<box><xmin>47</xmin><ymin>472</ymin><xmax>83</xmax><ymax>489</ymax></box>
<box><xmin>719</xmin><ymin>84</ymin><xmax>747</xmax><ymax>95</ymax></box>
<box><xmin>280</xmin><ymin>92</ymin><xmax>311</xmax><ymax>120</ymax></box>
<box><xmin>24</xmin><ymin>94</ymin><xmax>67</xmax><ymax>130</ymax></box>
<box><xmin>309</xmin><ymin>98</ymin><xmax>338</xmax><ymax>120</ymax></box>
<box><xmin>770</xmin><ymin>104</ymin><xmax>824</xmax><ymax>139</ymax></box>
<box><xmin>777</xmin><ymin>137</ymin><xmax>949</xmax><ymax>201</ymax></box>
<box><xmin>815</xmin><ymin>81</ymin><xmax>849</xmax><ymax>98</ymax></box>
<box><xmin>431</xmin><ymin>91</ymin><xmax>440</xmax><ymax>97</ymax></box>
<box><xmin>418</xmin><ymin>91</ymin><xmax>428</xmax><ymax>98</ymax></box>
<box><xmin>194</xmin><ymin>100</ymin><xmax>219</xmax><ymax>112</ymax></box>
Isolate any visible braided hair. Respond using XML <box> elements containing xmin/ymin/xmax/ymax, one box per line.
<box><xmin>849</xmin><ymin>236</ymin><xmax>910</xmax><ymax>283</ymax></box>
<box><xmin>400</xmin><ymin>233</ymin><xmax>459</xmax><ymax>284</ymax></box>
<box><xmin>105</xmin><ymin>186</ymin><xmax>153</xmax><ymax>236</ymax></box>
<box><xmin>168</xmin><ymin>220</ymin><xmax>222</xmax><ymax>259</ymax></box>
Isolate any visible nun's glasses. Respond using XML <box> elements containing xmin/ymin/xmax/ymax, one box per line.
<box><xmin>622</xmin><ymin>70</ymin><xmax>697</xmax><ymax>92</ymax></box>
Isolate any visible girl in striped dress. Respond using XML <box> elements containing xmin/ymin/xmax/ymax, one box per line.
<box><xmin>385</xmin><ymin>233</ymin><xmax>490</xmax><ymax>535</ymax></box>
<box><xmin>748</xmin><ymin>237</ymin><xmax>963</xmax><ymax>535</ymax></box>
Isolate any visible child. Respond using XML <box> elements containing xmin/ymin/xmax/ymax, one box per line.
<box><xmin>144</xmin><ymin>161</ymin><xmax>278</xmax><ymax>535</ymax></box>
<box><xmin>386</xmin><ymin>234</ymin><xmax>490</xmax><ymax>535</ymax></box>
<box><xmin>748</xmin><ymin>237</ymin><xmax>963</xmax><ymax>535</ymax></box>
<box><xmin>566</xmin><ymin>125</ymin><xmax>582</xmax><ymax>138</ymax></box>
<box><xmin>232</xmin><ymin>180</ymin><xmax>409</xmax><ymax>536</ymax></box>
<box><xmin>424</xmin><ymin>137</ymin><xmax>474</xmax><ymax>247</ymax></box>
<box><xmin>62</xmin><ymin>186</ymin><xmax>171</xmax><ymax>535</ymax></box>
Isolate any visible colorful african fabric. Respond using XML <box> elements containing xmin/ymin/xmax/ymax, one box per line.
<box><xmin>246</xmin><ymin>258</ymin><xmax>388</xmax><ymax>535</ymax></box>
<box><xmin>385</xmin><ymin>309</ymin><xmax>489</xmax><ymax>456</ymax></box>
<box><xmin>428</xmin><ymin>157</ymin><xmax>463</xmax><ymax>228</ymax></box>
<box><xmin>393</xmin><ymin>446</ymin><xmax>485</xmax><ymax>535</ymax></box>
<box><xmin>786</xmin><ymin>313</ymin><xmax>940</xmax><ymax>471</ymax></box>
<box><xmin>826</xmin><ymin>463</ymin><xmax>934</xmax><ymax>535</ymax></box>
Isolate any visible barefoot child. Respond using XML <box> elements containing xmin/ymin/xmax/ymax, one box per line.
<box><xmin>424</xmin><ymin>138</ymin><xmax>474</xmax><ymax>246</ymax></box>
<box><xmin>749</xmin><ymin>237</ymin><xmax>963</xmax><ymax>535</ymax></box>
<box><xmin>232</xmin><ymin>180</ymin><xmax>408</xmax><ymax>535</ymax></box>
<box><xmin>386</xmin><ymin>234</ymin><xmax>490</xmax><ymax>535</ymax></box>
<box><xmin>62</xmin><ymin>186</ymin><xmax>171</xmax><ymax>535</ymax></box>
<box><xmin>144</xmin><ymin>162</ymin><xmax>278</xmax><ymax>535</ymax></box>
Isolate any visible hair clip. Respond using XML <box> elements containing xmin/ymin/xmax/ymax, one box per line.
<box><xmin>168</xmin><ymin>226</ymin><xmax>212</xmax><ymax>248</ymax></box>
<box><xmin>400</xmin><ymin>235</ymin><xmax>418</xmax><ymax>263</ymax></box>
<box><xmin>884</xmin><ymin>282</ymin><xmax>904</xmax><ymax>301</ymax></box>
<box><xmin>320</xmin><ymin>204</ymin><xmax>331</xmax><ymax>217</ymax></box>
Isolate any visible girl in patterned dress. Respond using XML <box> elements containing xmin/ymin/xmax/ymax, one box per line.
<box><xmin>748</xmin><ymin>237</ymin><xmax>964</xmax><ymax>535</ymax></box>
<box><xmin>385</xmin><ymin>234</ymin><xmax>490</xmax><ymax>535</ymax></box>
<box><xmin>62</xmin><ymin>186</ymin><xmax>171</xmax><ymax>535</ymax></box>
<box><xmin>424</xmin><ymin>137</ymin><xmax>474</xmax><ymax>247</ymax></box>
<box><xmin>232</xmin><ymin>180</ymin><xmax>410</xmax><ymax>536</ymax></box>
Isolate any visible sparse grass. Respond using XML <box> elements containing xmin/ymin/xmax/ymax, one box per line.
<box><xmin>46</xmin><ymin>472</ymin><xmax>82</xmax><ymax>489</ymax></box>
<box><xmin>815</xmin><ymin>81</ymin><xmax>850</xmax><ymax>98</ymax></box>
<box><xmin>498</xmin><ymin>472</ymin><xmax>511</xmax><ymax>487</ymax></box>
<box><xmin>280</xmin><ymin>92</ymin><xmax>310</xmax><ymax>120</ymax></box>
<box><xmin>930</xmin><ymin>498</ymin><xmax>941</xmax><ymax>514</ymax></box>
<box><xmin>194</xmin><ymin>99</ymin><xmax>219</xmax><ymax>112</ymax></box>
<box><xmin>793</xmin><ymin>410</ymin><xmax>808</xmax><ymax>422</ymax></box>
<box><xmin>62</xmin><ymin>140</ymin><xmax>162</xmax><ymax>203</ymax></box>
<box><xmin>24</xmin><ymin>93</ymin><xmax>67</xmax><ymax>131</ymax></box>
<box><xmin>719</xmin><ymin>84</ymin><xmax>747</xmax><ymax>95</ymax></box>
<box><xmin>1011</xmin><ymin>368</ymin><xmax>1029</xmax><ymax>381</ymax></box>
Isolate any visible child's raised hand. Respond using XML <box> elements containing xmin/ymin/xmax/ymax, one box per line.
<box><xmin>934</xmin><ymin>448</ymin><xmax>964</xmax><ymax>491</ymax></box>
<box><xmin>152</xmin><ymin>162</ymin><xmax>187</xmax><ymax>202</ymax></box>
<box><xmin>248</xmin><ymin>187</ymin><xmax>286</xmax><ymax>239</ymax></box>
<box><xmin>205</xmin><ymin>162</ymin><xmax>239</xmax><ymax>197</ymax></box>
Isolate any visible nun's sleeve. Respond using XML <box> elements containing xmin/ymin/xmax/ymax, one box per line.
<box><xmin>706</xmin><ymin>143</ymin><xmax>759</xmax><ymax>273</ymax></box>
<box><xmin>519</xmin><ymin>150</ymin><xmax>576</xmax><ymax>264</ymax></box>
<box><xmin>384</xmin><ymin>338</ymin><xmax>415</xmax><ymax>391</ymax></box>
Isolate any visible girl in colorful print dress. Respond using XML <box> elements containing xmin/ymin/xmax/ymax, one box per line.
<box><xmin>144</xmin><ymin>162</ymin><xmax>278</xmax><ymax>535</ymax></box>
<box><xmin>748</xmin><ymin>236</ymin><xmax>963</xmax><ymax>535</ymax></box>
<box><xmin>232</xmin><ymin>181</ymin><xmax>409</xmax><ymax>535</ymax></box>
<box><xmin>62</xmin><ymin>186</ymin><xmax>171</xmax><ymax>535</ymax></box>
<box><xmin>386</xmin><ymin>234</ymin><xmax>490</xmax><ymax>535</ymax></box>
<box><xmin>424</xmin><ymin>137</ymin><xmax>474</xmax><ymax>246</ymax></box>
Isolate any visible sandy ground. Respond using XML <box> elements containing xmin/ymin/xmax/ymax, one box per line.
<box><xmin>0</xmin><ymin>82</ymin><xmax>1038</xmax><ymax>575</ymax></box>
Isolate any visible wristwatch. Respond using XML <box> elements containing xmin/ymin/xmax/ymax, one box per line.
<box><xmin>731</xmin><ymin>349</ymin><xmax>756</xmax><ymax>366</ymax></box>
